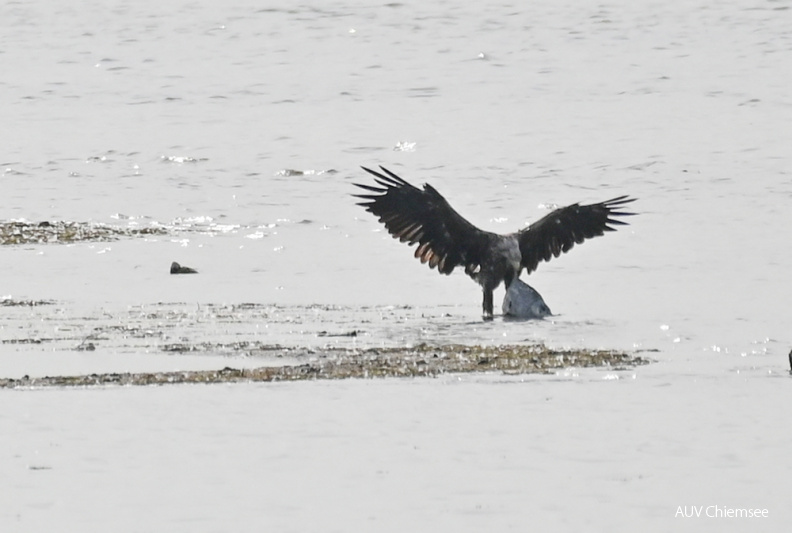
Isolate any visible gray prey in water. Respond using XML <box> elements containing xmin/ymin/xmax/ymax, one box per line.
<box><xmin>353</xmin><ymin>166</ymin><xmax>635</xmax><ymax>320</ymax></box>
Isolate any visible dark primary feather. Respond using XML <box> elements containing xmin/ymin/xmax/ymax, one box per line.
<box><xmin>353</xmin><ymin>166</ymin><xmax>495</xmax><ymax>275</ymax></box>
<box><xmin>517</xmin><ymin>196</ymin><xmax>635</xmax><ymax>274</ymax></box>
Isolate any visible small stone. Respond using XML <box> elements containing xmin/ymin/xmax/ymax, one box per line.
<box><xmin>170</xmin><ymin>262</ymin><xmax>198</xmax><ymax>274</ymax></box>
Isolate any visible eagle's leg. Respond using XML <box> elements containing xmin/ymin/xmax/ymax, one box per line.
<box><xmin>482</xmin><ymin>289</ymin><xmax>494</xmax><ymax>320</ymax></box>
<box><xmin>504</xmin><ymin>268</ymin><xmax>517</xmax><ymax>289</ymax></box>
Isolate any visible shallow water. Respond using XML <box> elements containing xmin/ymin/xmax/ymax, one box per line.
<box><xmin>2</xmin><ymin>0</ymin><xmax>791</xmax><ymax>530</ymax></box>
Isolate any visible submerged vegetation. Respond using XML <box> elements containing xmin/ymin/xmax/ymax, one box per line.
<box><xmin>0</xmin><ymin>297</ymin><xmax>56</xmax><ymax>307</ymax></box>
<box><xmin>0</xmin><ymin>296</ymin><xmax>650</xmax><ymax>389</ymax></box>
<box><xmin>0</xmin><ymin>217</ymin><xmax>283</xmax><ymax>245</ymax></box>
<box><xmin>0</xmin><ymin>343</ymin><xmax>649</xmax><ymax>388</ymax></box>
<box><xmin>0</xmin><ymin>220</ymin><xmax>167</xmax><ymax>245</ymax></box>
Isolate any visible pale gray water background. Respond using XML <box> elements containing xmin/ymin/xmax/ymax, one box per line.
<box><xmin>1</xmin><ymin>0</ymin><xmax>791</xmax><ymax>531</ymax></box>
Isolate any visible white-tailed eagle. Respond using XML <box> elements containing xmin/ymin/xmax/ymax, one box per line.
<box><xmin>354</xmin><ymin>166</ymin><xmax>635</xmax><ymax>319</ymax></box>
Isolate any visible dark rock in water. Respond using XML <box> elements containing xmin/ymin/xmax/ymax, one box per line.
<box><xmin>170</xmin><ymin>262</ymin><xmax>198</xmax><ymax>274</ymax></box>
<box><xmin>788</xmin><ymin>349</ymin><xmax>792</xmax><ymax>373</ymax></box>
<box><xmin>502</xmin><ymin>278</ymin><xmax>551</xmax><ymax>319</ymax></box>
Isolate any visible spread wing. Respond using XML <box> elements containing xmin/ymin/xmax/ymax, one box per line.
<box><xmin>518</xmin><ymin>196</ymin><xmax>635</xmax><ymax>274</ymax></box>
<box><xmin>353</xmin><ymin>166</ymin><xmax>496</xmax><ymax>275</ymax></box>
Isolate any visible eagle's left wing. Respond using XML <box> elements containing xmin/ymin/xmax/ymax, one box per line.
<box><xmin>517</xmin><ymin>196</ymin><xmax>635</xmax><ymax>274</ymax></box>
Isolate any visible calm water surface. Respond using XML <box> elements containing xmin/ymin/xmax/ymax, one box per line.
<box><xmin>2</xmin><ymin>1</ymin><xmax>792</xmax><ymax>531</ymax></box>
<box><xmin>2</xmin><ymin>0</ymin><xmax>790</xmax><ymax>372</ymax></box>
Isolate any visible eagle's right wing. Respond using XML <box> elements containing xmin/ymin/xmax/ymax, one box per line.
<box><xmin>353</xmin><ymin>166</ymin><xmax>496</xmax><ymax>276</ymax></box>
